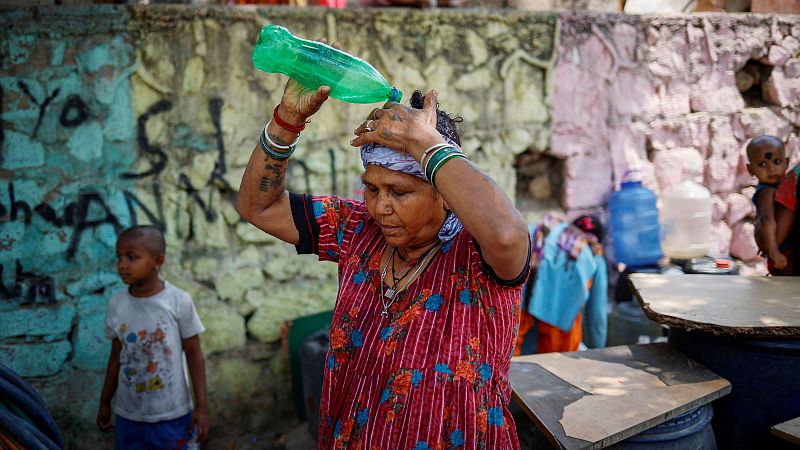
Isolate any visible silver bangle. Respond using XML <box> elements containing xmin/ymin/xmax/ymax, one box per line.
<box><xmin>423</xmin><ymin>145</ymin><xmax>461</xmax><ymax>181</ymax></box>
<box><xmin>260</xmin><ymin>120</ymin><xmax>300</xmax><ymax>160</ymax></box>
<box><xmin>421</xmin><ymin>143</ymin><xmax>451</xmax><ymax>172</ymax></box>
<box><xmin>263</xmin><ymin>120</ymin><xmax>300</xmax><ymax>150</ymax></box>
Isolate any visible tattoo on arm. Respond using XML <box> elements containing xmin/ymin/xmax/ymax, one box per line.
<box><xmin>482</xmin><ymin>174</ymin><xmax>499</xmax><ymax>187</ymax></box>
<box><xmin>463</xmin><ymin>163</ymin><xmax>499</xmax><ymax>188</ymax></box>
<box><xmin>259</xmin><ymin>177</ymin><xmax>271</xmax><ymax>192</ymax></box>
<box><xmin>259</xmin><ymin>160</ymin><xmax>285</xmax><ymax>192</ymax></box>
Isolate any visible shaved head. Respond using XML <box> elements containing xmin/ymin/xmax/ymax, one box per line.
<box><xmin>747</xmin><ymin>135</ymin><xmax>784</xmax><ymax>162</ymax></box>
<box><xmin>117</xmin><ymin>225</ymin><xmax>166</xmax><ymax>256</ymax></box>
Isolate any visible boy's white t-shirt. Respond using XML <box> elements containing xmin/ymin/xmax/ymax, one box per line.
<box><xmin>104</xmin><ymin>281</ymin><xmax>205</xmax><ymax>423</ymax></box>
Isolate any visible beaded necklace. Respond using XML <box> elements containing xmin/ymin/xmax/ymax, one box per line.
<box><xmin>379</xmin><ymin>242</ymin><xmax>441</xmax><ymax>318</ymax></box>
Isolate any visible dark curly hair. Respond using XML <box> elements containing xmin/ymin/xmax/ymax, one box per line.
<box><xmin>409</xmin><ymin>90</ymin><xmax>463</xmax><ymax>146</ymax></box>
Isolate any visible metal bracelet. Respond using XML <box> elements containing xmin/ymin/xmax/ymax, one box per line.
<box><xmin>260</xmin><ymin>120</ymin><xmax>299</xmax><ymax>160</ymax></box>
<box><xmin>421</xmin><ymin>143</ymin><xmax>452</xmax><ymax>173</ymax></box>
<box><xmin>424</xmin><ymin>146</ymin><xmax>462</xmax><ymax>181</ymax></box>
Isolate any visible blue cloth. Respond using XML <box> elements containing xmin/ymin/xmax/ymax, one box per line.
<box><xmin>114</xmin><ymin>411</ymin><xmax>197</xmax><ymax>450</ymax></box>
<box><xmin>582</xmin><ymin>254</ymin><xmax>608</xmax><ymax>349</ymax></box>
<box><xmin>525</xmin><ymin>222</ymin><xmax>607</xmax><ymax>347</ymax></box>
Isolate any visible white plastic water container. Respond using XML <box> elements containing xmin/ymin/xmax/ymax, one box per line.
<box><xmin>660</xmin><ymin>176</ymin><xmax>712</xmax><ymax>260</ymax></box>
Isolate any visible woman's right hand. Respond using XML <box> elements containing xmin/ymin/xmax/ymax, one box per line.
<box><xmin>276</xmin><ymin>38</ymin><xmax>341</xmax><ymax>126</ymax></box>
<box><xmin>350</xmin><ymin>89</ymin><xmax>443</xmax><ymax>161</ymax></box>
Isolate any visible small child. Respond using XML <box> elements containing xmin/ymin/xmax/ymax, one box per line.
<box><xmin>746</xmin><ymin>135</ymin><xmax>790</xmax><ymax>270</ymax></box>
<box><xmin>97</xmin><ymin>225</ymin><xmax>208</xmax><ymax>449</ymax></box>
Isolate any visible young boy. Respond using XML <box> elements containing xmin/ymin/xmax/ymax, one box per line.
<box><xmin>97</xmin><ymin>225</ymin><xmax>209</xmax><ymax>449</ymax></box>
<box><xmin>747</xmin><ymin>135</ymin><xmax>790</xmax><ymax>271</ymax></box>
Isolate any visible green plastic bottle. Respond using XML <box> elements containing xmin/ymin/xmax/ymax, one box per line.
<box><xmin>252</xmin><ymin>24</ymin><xmax>402</xmax><ymax>104</ymax></box>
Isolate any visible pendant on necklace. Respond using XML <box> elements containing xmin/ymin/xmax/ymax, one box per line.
<box><xmin>381</xmin><ymin>306</ymin><xmax>390</xmax><ymax>318</ymax></box>
<box><xmin>384</xmin><ymin>288</ymin><xmax>397</xmax><ymax>300</ymax></box>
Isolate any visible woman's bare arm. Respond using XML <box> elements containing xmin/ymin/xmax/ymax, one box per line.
<box><xmin>236</xmin><ymin>83</ymin><xmax>331</xmax><ymax>244</ymax></box>
<box><xmin>350</xmin><ymin>90</ymin><xmax>529</xmax><ymax>280</ymax></box>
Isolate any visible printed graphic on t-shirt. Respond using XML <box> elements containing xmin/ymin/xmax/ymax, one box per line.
<box><xmin>119</xmin><ymin>321</ymin><xmax>174</xmax><ymax>395</ymax></box>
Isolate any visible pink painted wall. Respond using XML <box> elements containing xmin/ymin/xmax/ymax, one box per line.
<box><xmin>551</xmin><ymin>14</ymin><xmax>800</xmax><ymax>272</ymax></box>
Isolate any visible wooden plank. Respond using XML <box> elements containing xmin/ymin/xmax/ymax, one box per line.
<box><xmin>511</xmin><ymin>363</ymin><xmax>589</xmax><ymax>450</ymax></box>
<box><xmin>510</xmin><ymin>344</ymin><xmax>731</xmax><ymax>450</ymax></box>
<box><xmin>629</xmin><ymin>274</ymin><xmax>800</xmax><ymax>338</ymax></box>
<box><xmin>772</xmin><ymin>416</ymin><xmax>800</xmax><ymax>445</ymax></box>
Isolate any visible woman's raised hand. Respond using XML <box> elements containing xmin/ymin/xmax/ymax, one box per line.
<box><xmin>277</xmin><ymin>38</ymin><xmax>341</xmax><ymax>126</ymax></box>
<box><xmin>351</xmin><ymin>89</ymin><xmax>444</xmax><ymax>159</ymax></box>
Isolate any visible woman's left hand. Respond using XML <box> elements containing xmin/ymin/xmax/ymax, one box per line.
<box><xmin>350</xmin><ymin>89</ymin><xmax>443</xmax><ymax>160</ymax></box>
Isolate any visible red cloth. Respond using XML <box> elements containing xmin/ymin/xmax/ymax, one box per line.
<box><xmin>309</xmin><ymin>196</ymin><xmax>523</xmax><ymax>449</ymax></box>
<box><xmin>775</xmin><ymin>164</ymin><xmax>799</xmax><ymax>212</ymax></box>
<box><xmin>316</xmin><ymin>0</ymin><xmax>347</xmax><ymax>6</ymax></box>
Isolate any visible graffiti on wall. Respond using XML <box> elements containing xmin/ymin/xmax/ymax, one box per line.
<box><xmin>122</xmin><ymin>97</ymin><xmax>232</xmax><ymax>231</ymax></box>
<box><xmin>1</xmin><ymin>87</ymin><xmax>343</xmax><ymax>305</ymax></box>
<box><xmin>0</xmin><ymin>260</ymin><xmax>55</xmax><ymax>305</ymax></box>
<box><xmin>0</xmin><ymin>95</ymin><xmax>231</xmax><ymax>300</ymax></box>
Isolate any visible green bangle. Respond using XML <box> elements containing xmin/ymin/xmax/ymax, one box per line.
<box><xmin>421</xmin><ymin>143</ymin><xmax>451</xmax><ymax>170</ymax></box>
<box><xmin>430</xmin><ymin>153</ymin><xmax>467</xmax><ymax>187</ymax></box>
<box><xmin>424</xmin><ymin>146</ymin><xmax>462</xmax><ymax>181</ymax></box>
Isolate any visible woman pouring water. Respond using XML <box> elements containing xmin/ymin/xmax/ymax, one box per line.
<box><xmin>236</xmin><ymin>39</ymin><xmax>531</xmax><ymax>449</ymax></box>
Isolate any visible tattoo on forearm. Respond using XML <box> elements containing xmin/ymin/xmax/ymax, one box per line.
<box><xmin>464</xmin><ymin>163</ymin><xmax>499</xmax><ymax>188</ymax></box>
<box><xmin>259</xmin><ymin>161</ymin><xmax>285</xmax><ymax>192</ymax></box>
<box><xmin>264</xmin><ymin>157</ymin><xmax>283</xmax><ymax>172</ymax></box>
<box><xmin>259</xmin><ymin>177</ymin><xmax>271</xmax><ymax>192</ymax></box>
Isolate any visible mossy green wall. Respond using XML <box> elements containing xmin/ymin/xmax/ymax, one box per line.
<box><xmin>0</xmin><ymin>6</ymin><xmax>554</xmax><ymax>446</ymax></box>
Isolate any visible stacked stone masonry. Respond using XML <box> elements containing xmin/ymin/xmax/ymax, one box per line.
<box><xmin>553</xmin><ymin>14</ymin><xmax>800</xmax><ymax>272</ymax></box>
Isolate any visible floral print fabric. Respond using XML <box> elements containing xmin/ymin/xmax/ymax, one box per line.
<box><xmin>297</xmin><ymin>195</ymin><xmax>526</xmax><ymax>450</ymax></box>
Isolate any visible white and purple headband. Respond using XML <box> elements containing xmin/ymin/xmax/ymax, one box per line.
<box><xmin>359</xmin><ymin>136</ymin><xmax>459</xmax><ymax>181</ymax></box>
<box><xmin>359</xmin><ymin>138</ymin><xmax>464</xmax><ymax>242</ymax></box>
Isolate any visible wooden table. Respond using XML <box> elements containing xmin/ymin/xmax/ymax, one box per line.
<box><xmin>628</xmin><ymin>274</ymin><xmax>800</xmax><ymax>337</ymax></box>
<box><xmin>772</xmin><ymin>416</ymin><xmax>800</xmax><ymax>445</ymax></box>
<box><xmin>629</xmin><ymin>274</ymin><xmax>800</xmax><ymax>449</ymax></box>
<box><xmin>509</xmin><ymin>343</ymin><xmax>731</xmax><ymax>450</ymax></box>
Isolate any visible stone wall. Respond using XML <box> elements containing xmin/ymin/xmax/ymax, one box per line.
<box><xmin>0</xmin><ymin>6</ymin><xmax>555</xmax><ymax>447</ymax></box>
<box><xmin>551</xmin><ymin>13</ymin><xmax>800</xmax><ymax>271</ymax></box>
<box><xmin>0</xmin><ymin>5</ymin><xmax>798</xmax><ymax>447</ymax></box>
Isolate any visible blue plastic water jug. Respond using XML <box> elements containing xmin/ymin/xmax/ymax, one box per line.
<box><xmin>609</xmin><ymin>171</ymin><xmax>663</xmax><ymax>267</ymax></box>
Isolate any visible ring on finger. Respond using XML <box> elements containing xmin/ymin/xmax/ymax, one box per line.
<box><xmin>364</xmin><ymin>120</ymin><xmax>374</xmax><ymax>132</ymax></box>
<box><xmin>369</xmin><ymin>108</ymin><xmax>381</xmax><ymax>120</ymax></box>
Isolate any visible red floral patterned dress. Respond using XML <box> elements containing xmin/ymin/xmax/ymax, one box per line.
<box><xmin>290</xmin><ymin>194</ymin><xmax>528</xmax><ymax>450</ymax></box>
